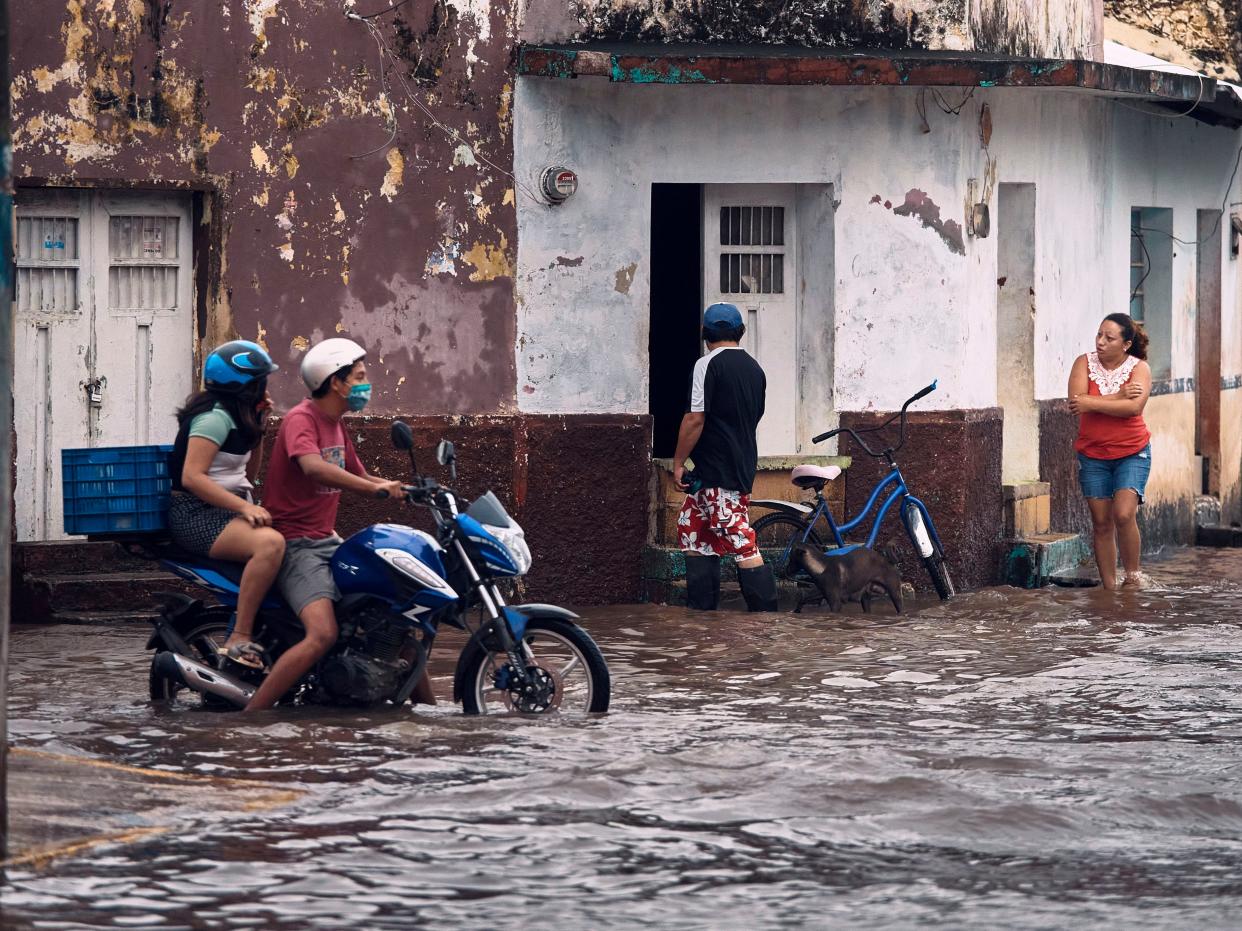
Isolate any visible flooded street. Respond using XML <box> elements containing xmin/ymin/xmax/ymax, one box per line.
<box><xmin>4</xmin><ymin>547</ymin><xmax>1242</xmax><ymax>929</ymax></box>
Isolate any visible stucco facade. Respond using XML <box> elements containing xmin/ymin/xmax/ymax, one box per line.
<box><xmin>9</xmin><ymin>0</ymin><xmax>1242</xmax><ymax>602</ymax></box>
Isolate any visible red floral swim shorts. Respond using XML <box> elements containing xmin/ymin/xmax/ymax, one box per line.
<box><xmin>677</xmin><ymin>487</ymin><xmax>759</xmax><ymax>559</ymax></box>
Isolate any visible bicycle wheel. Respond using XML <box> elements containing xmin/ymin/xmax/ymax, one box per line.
<box><xmin>751</xmin><ymin>513</ymin><xmax>822</xmax><ymax>579</ymax></box>
<box><xmin>902</xmin><ymin>503</ymin><xmax>954</xmax><ymax>600</ymax></box>
<box><xmin>923</xmin><ymin>541</ymin><xmax>955</xmax><ymax>600</ymax></box>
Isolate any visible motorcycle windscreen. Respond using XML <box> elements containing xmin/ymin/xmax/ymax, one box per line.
<box><xmin>466</xmin><ymin>490</ymin><xmax>513</xmax><ymax>527</ymax></box>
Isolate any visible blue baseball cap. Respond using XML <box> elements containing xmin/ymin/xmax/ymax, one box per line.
<box><xmin>703</xmin><ymin>302</ymin><xmax>742</xmax><ymax>333</ymax></box>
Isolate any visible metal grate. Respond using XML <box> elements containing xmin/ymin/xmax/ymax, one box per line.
<box><xmin>15</xmin><ymin>216</ymin><xmax>80</xmax><ymax>315</ymax></box>
<box><xmin>109</xmin><ymin>215</ymin><xmax>179</xmax><ymax>311</ymax></box>
<box><xmin>16</xmin><ymin>215</ymin><xmax>80</xmax><ymax>262</ymax></box>
<box><xmin>720</xmin><ymin>206</ymin><xmax>784</xmax><ymax>246</ymax></box>
<box><xmin>719</xmin><ymin>253</ymin><xmax>784</xmax><ymax>294</ymax></box>
<box><xmin>108</xmin><ymin>266</ymin><xmax>179</xmax><ymax>311</ymax></box>
<box><xmin>110</xmin><ymin>215</ymin><xmax>179</xmax><ymax>260</ymax></box>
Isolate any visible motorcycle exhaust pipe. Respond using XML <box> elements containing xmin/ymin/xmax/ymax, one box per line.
<box><xmin>153</xmin><ymin>651</ymin><xmax>255</xmax><ymax>707</ymax></box>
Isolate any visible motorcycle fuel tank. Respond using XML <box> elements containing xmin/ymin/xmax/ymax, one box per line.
<box><xmin>332</xmin><ymin>523</ymin><xmax>458</xmax><ymax>610</ymax></box>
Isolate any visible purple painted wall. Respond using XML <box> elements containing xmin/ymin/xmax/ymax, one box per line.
<box><xmin>12</xmin><ymin>0</ymin><xmax>518</xmax><ymax>414</ymax></box>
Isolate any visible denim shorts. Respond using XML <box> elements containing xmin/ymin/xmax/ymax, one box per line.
<box><xmin>1077</xmin><ymin>444</ymin><xmax>1152</xmax><ymax>503</ymax></box>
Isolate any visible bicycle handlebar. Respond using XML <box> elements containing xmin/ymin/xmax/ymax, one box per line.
<box><xmin>812</xmin><ymin>380</ymin><xmax>938</xmax><ymax>457</ymax></box>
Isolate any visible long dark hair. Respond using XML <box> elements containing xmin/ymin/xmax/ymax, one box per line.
<box><xmin>1103</xmin><ymin>313</ymin><xmax>1149</xmax><ymax>360</ymax></box>
<box><xmin>175</xmin><ymin>377</ymin><xmax>268</xmax><ymax>449</ymax></box>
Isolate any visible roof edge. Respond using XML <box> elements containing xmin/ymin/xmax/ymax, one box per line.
<box><xmin>517</xmin><ymin>43</ymin><xmax>1208</xmax><ymax>104</ymax></box>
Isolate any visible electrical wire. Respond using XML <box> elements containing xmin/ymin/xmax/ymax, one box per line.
<box><xmin>1129</xmin><ymin>228</ymin><xmax>1152</xmax><ymax>304</ymax></box>
<box><xmin>347</xmin><ymin>15</ymin><xmax>398</xmax><ymax>159</ymax></box>
<box><xmin>351</xmin><ymin>0</ymin><xmax>413</xmax><ymax>19</ymax></box>
<box><xmin>1115</xmin><ymin>73</ymin><xmax>1206</xmax><ymax>120</ymax></box>
<box><xmin>347</xmin><ymin>12</ymin><xmax>544</xmax><ymax>205</ymax></box>
<box><xmin>1130</xmin><ymin>137</ymin><xmax>1242</xmax><ymax>247</ymax></box>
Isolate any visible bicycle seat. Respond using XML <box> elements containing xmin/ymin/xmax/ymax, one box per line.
<box><xmin>791</xmin><ymin>464</ymin><xmax>842</xmax><ymax>490</ymax></box>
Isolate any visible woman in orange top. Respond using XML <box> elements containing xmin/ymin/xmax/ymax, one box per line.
<box><xmin>1068</xmin><ymin>313</ymin><xmax>1152</xmax><ymax>590</ymax></box>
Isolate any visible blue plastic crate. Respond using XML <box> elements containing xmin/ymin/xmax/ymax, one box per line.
<box><xmin>61</xmin><ymin>445</ymin><xmax>173</xmax><ymax>536</ymax></box>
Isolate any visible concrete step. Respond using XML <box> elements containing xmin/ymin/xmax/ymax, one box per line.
<box><xmin>15</xmin><ymin>539</ymin><xmax>159</xmax><ymax>576</ymax></box>
<box><xmin>1000</xmin><ymin>532</ymin><xmax>1091</xmax><ymax>588</ymax></box>
<box><xmin>15</xmin><ymin>570</ymin><xmax>202</xmax><ymax>620</ymax></box>
<box><xmin>49</xmin><ymin>610</ymin><xmax>162</xmax><ymax>626</ymax></box>
<box><xmin>1196</xmin><ymin>524</ymin><xmax>1242</xmax><ymax>547</ymax></box>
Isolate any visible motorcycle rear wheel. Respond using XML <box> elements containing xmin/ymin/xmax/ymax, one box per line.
<box><xmin>149</xmin><ymin>607</ymin><xmax>237</xmax><ymax>708</ymax></box>
<box><xmin>460</xmin><ymin>617</ymin><xmax>610</xmax><ymax>715</ymax></box>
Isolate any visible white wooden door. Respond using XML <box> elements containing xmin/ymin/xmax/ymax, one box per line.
<box><xmin>13</xmin><ymin>190</ymin><xmax>193</xmax><ymax>541</ymax></box>
<box><xmin>703</xmin><ymin>184</ymin><xmax>798</xmax><ymax>456</ymax></box>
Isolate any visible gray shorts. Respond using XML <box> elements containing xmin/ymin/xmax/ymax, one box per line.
<box><xmin>277</xmin><ymin>535</ymin><xmax>343</xmax><ymax>616</ymax></box>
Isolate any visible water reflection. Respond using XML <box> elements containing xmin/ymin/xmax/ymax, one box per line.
<box><xmin>4</xmin><ymin>548</ymin><xmax>1242</xmax><ymax>928</ymax></box>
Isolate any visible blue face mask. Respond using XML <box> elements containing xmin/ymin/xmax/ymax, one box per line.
<box><xmin>346</xmin><ymin>383</ymin><xmax>371</xmax><ymax>412</ymax></box>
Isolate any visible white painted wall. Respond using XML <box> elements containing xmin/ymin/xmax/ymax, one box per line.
<box><xmin>513</xmin><ymin>78</ymin><xmax>1242</xmax><ymax>425</ymax></box>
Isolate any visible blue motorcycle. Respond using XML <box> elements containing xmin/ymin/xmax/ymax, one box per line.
<box><xmin>148</xmin><ymin>421</ymin><xmax>611</xmax><ymax>715</ymax></box>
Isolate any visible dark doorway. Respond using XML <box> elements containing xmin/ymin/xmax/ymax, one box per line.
<box><xmin>649</xmin><ymin>183</ymin><xmax>703</xmax><ymax>458</ymax></box>
<box><xmin>1196</xmin><ymin>208</ymin><xmax>1222</xmax><ymax>496</ymax></box>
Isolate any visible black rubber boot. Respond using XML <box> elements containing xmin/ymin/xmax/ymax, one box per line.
<box><xmin>738</xmin><ymin>564</ymin><xmax>779</xmax><ymax>612</ymax></box>
<box><xmin>684</xmin><ymin>555</ymin><xmax>721</xmax><ymax>611</ymax></box>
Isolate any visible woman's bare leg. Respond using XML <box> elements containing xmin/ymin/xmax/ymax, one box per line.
<box><xmin>1112</xmin><ymin>489</ymin><xmax>1142</xmax><ymax>581</ymax></box>
<box><xmin>209</xmin><ymin>520</ymin><xmax>286</xmax><ymax>646</ymax></box>
<box><xmin>1087</xmin><ymin>498</ymin><xmax>1119</xmax><ymax>591</ymax></box>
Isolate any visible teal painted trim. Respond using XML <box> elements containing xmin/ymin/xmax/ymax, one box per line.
<box><xmin>609</xmin><ymin>58</ymin><xmax>714</xmax><ymax>84</ymax></box>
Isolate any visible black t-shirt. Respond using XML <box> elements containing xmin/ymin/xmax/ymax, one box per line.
<box><xmin>687</xmin><ymin>346</ymin><xmax>766</xmax><ymax>494</ymax></box>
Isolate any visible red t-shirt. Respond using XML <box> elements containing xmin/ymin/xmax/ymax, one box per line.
<box><xmin>263</xmin><ymin>399</ymin><xmax>365</xmax><ymax>540</ymax></box>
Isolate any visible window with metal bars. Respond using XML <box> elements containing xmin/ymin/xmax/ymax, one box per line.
<box><xmin>14</xmin><ymin>215</ymin><xmax>81</xmax><ymax>315</ymax></box>
<box><xmin>719</xmin><ymin>205</ymin><xmax>785</xmax><ymax>295</ymax></box>
<box><xmin>108</xmin><ymin>215</ymin><xmax>180</xmax><ymax>313</ymax></box>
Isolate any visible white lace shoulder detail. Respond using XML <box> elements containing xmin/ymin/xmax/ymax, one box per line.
<box><xmin>1086</xmin><ymin>351</ymin><xmax>1139</xmax><ymax>396</ymax></box>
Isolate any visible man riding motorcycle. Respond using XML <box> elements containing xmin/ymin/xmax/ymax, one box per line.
<box><xmin>243</xmin><ymin>337</ymin><xmax>422</xmax><ymax>711</ymax></box>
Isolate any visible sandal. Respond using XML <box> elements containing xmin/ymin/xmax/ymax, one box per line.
<box><xmin>216</xmin><ymin>640</ymin><xmax>266</xmax><ymax>671</ymax></box>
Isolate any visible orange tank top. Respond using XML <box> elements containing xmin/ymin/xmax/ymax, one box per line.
<box><xmin>1074</xmin><ymin>352</ymin><xmax>1150</xmax><ymax>460</ymax></box>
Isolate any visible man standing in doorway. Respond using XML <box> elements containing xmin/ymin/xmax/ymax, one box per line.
<box><xmin>672</xmin><ymin>303</ymin><xmax>779</xmax><ymax>612</ymax></box>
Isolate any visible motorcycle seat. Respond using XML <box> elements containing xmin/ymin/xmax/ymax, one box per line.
<box><xmin>791</xmin><ymin>464</ymin><xmax>842</xmax><ymax>490</ymax></box>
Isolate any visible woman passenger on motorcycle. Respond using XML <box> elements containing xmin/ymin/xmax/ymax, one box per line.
<box><xmin>168</xmin><ymin>340</ymin><xmax>285</xmax><ymax>670</ymax></box>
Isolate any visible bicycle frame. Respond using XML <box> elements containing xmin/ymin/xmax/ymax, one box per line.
<box><xmin>787</xmin><ymin>464</ymin><xmax>946</xmax><ymax>556</ymax></box>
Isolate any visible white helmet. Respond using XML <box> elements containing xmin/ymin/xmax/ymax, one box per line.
<box><xmin>301</xmin><ymin>337</ymin><xmax>366</xmax><ymax>392</ymax></box>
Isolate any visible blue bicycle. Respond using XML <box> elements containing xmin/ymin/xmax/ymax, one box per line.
<box><xmin>751</xmin><ymin>381</ymin><xmax>955</xmax><ymax>600</ymax></box>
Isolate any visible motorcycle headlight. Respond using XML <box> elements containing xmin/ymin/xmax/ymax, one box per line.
<box><xmin>484</xmin><ymin>524</ymin><xmax>532</xmax><ymax>576</ymax></box>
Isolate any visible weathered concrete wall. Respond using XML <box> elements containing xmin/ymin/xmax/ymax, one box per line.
<box><xmin>1106</xmin><ymin>1</ymin><xmax>1242</xmax><ymax>80</ymax></box>
<box><xmin>839</xmin><ymin>408</ymin><xmax>1003</xmax><ymax>592</ymax></box>
<box><xmin>971</xmin><ymin>0</ymin><xmax>1103</xmax><ymax>57</ymax></box>
<box><xmin>514</xmin><ymin>75</ymin><xmax>1241</xmax><ymax>555</ymax></box>
<box><xmin>261</xmin><ymin>412</ymin><xmax>651</xmax><ymax>604</ymax></box>
<box><xmin>12</xmin><ymin>0</ymin><xmax>520</xmax><ymax>415</ymax></box>
<box><xmin>521</xmin><ymin>0</ymin><xmax>1102</xmax><ymax>58</ymax></box>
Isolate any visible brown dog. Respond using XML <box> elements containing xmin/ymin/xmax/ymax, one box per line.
<box><xmin>791</xmin><ymin>542</ymin><xmax>903</xmax><ymax>615</ymax></box>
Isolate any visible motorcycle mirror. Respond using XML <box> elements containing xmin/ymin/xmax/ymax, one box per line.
<box><xmin>391</xmin><ymin>421</ymin><xmax>414</xmax><ymax>451</ymax></box>
<box><xmin>436</xmin><ymin>439</ymin><xmax>457</xmax><ymax>480</ymax></box>
<box><xmin>435</xmin><ymin>439</ymin><xmax>455</xmax><ymax>466</ymax></box>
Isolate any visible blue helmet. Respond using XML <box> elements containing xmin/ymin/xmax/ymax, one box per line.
<box><xmin>203</xmin><ymin>340</ymin><xmax>279</xmax><ymax>393</ymax></box>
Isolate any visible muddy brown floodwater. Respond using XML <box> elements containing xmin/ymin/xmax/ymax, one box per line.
<box><xmin>3</xmin><ymin>548</ymin><xmax>1242</xmax><ymax>929</ymax></box>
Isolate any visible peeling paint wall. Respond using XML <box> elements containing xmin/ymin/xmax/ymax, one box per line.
<box><xmin>521</xmin><ymin>0</ymin><xmax>1101</xmax><ymax>58</ymax></box>
<box><xmin>12</xmin><ymin>0</ymin><xmax>520</xmax><ymax>415</ymax></box>
<box><xmin>1106</xmin><ymin>0</ymin><xmax>1242</xmax><ymax>80</ymax></box>
<box><xmin>513</xmin><ymin>76</ymin><xmax>1242</xmax><ymax>535</ymax></box>
<box><xmin>970</xmin><ymin>0</ymin><xmax>1103</xmax><ymax>58</ymax></box>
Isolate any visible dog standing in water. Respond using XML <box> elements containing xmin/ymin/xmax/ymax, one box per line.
<box><xmin>791</xmin><ymin>542</ymin><xmax>904</xmax><ymax>614</ymax></box>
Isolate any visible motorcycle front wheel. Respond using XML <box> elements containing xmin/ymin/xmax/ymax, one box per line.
<box><xmin>460</xmin><ymin>617</ymin><xmax>610</xmax><ymax>715</ymax></box>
